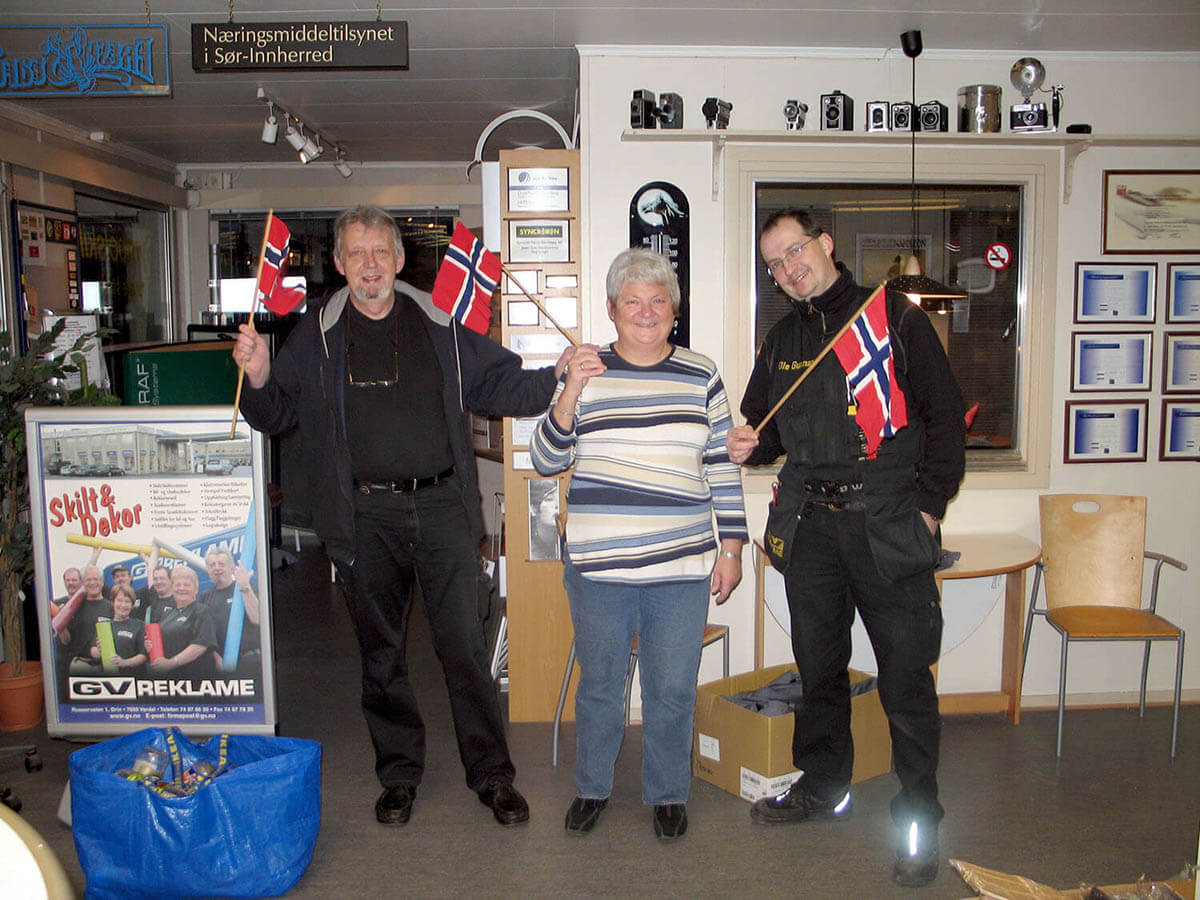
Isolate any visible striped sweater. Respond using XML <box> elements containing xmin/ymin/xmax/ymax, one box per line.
<box><xmin>530</xmin><ymin>344</ymin><xmax>748</xmax><ymax>583</ymax></box>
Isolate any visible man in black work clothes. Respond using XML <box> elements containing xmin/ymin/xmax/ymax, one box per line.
<box><xmin>234</xmin><ymin>205</ymin><xmax>574</xmax><ymax>829</ymax></box>
<box><xmin>55</xmin><ymin>563</ymin><xmax>112</xmax><ymax>700</ymax></box>
<box><xmin>726</xmin><ymin>209</ymin><xmax>965</xmax><ymax>888</ymax></box>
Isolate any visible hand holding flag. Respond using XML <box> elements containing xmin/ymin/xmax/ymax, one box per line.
<box><xmin>232</xmin><ymin>210</ymin><xmax>306</xmax><ymax>437</ymax></box>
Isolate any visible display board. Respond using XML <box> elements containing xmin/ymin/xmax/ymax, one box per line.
<box><xmin>498</xmin><ymin>148</ymin><xmax>581</xmax><ymax>722</ymax></box>
<box><xmin>26</xmin><ymin>406</ymin><xmax>277</xmax><ymax>737</ymax></box>
<box><xmin>13</xmin><ymin>201</ymin><xmax>82</xmax><ymax>347</ymax></box>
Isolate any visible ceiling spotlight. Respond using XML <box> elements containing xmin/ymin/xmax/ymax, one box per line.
<box><xmin>299</xmin><ymin>132</ymin><xmax>322</xmax><ymax>164</ymax></box>
<box><xmin>334</xmin><ymin>147</ymin><xmax>352</xmax><ymax>178</ymax></box>
<box><xmin>284</xmin><ymin>117</ymin><xmax>307</xmax><ymax>152</ymax></box>
<box><xmin>261</xmin><ymin>102</ymin><xmax>278</xmax><ymax>144</ymax></box>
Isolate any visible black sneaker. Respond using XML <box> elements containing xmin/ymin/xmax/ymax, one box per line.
<box><xmin>564</xmin><ymin>797</ymin><xmax>608</xmax><ymax>835</ymax></box>
<box><xmin>893</xmin><ymin>821</ymin><xmax>939</xmax><ymax>887</ymax></box>
<box><xmin>652</xmin><ymin>803</ymin><xmax>688</xmax><ymax>840</ymax></box>
<box><xmin>749</xmin><ymin>777</ymin><xmax>851</xmax><ymax>825</ymax></box>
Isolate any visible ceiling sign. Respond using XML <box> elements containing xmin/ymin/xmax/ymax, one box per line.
<box><xmin>0</xmin><ymin>25</ymin><xmax>170</xmax><ymax>97</ymax></box>
<box><xmin>191</xmin><ymin>21</ymin><xmax>408</xmax><ymax>72</ymax></box>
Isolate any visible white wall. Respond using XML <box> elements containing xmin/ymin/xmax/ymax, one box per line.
<box><xmin>579</xmin><ymin>46</ymin><xmax>1200</xmax><ymax>705</ymax></box>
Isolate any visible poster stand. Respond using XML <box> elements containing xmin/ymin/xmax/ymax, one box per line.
<box><xmin>26</xmin><ymin>406</ymin><xmax>277</xmax><ymax>737</ymax></box>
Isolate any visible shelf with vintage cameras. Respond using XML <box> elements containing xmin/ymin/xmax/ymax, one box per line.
<box><xmin>619</xmin><ymin>128</ymin><xmax>1200</xmax><ymax>202</ymax></box>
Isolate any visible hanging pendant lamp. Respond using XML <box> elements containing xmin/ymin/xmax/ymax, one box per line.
<box><xmin>887</xmin><ymin>30</ymin><xmax>967</xmax><ymax>313</ymax></box>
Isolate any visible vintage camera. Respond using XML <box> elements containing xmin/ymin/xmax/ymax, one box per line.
<box><xmin>865</xmin><ymin>101</ymin><xmax>890</xmax><ymax>132</ymax></box>
<box><xmin>783</xmin><ymin>98</ymin><xmax>808</xmax><ymax>130</ymax></box>
<box><xmin>890</xmin><ymin>102</ymin><xmax>915</xmax><ymax>132</ymax></box>
<box><xmin>1009</xmin><ymin>57</ymin><xmax>1059</xmax><ymax>132</ymax></box>
<box><xmin>918</xmin><ymin>100</ymin><xmax>949</xmax><ymax>132</ymax></box>
<box><xmin>631</xmin><ymin>89</ymin><xmax>657</xmax><ymax>128</ymax></box>
<box><xmin>631</xmin><ymin>90</ymin><xmax>684</xmax><ymax>129</ymax></box>
<box><xmin>820</xmin><ymin>91</ymin><xmax>854</xmax><ymax>131</ymax></box>
<box><xmin>656</xmin><ymin>92</ymin><xmax>683</xmax><ymax>129</ymax></box>
<box><xmin>702</xmin><ymin>96</ymin><xmax>732</xmax><ymax>129</ymax></box>
<box><xmin>1010</xmin><ymin>102</ymin><xmax>1049</xmax><ymax>131</ymax></box>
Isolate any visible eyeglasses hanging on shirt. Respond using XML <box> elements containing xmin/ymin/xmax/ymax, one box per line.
<box><xmin>345</xmin><ymin>307</ymin><xmax>400</xmax><ymax>388</ymax></box>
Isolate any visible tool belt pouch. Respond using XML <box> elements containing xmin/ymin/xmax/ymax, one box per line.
<box><xmin>763</xmin><ymin>491</ymin><xmax>803</xmax><ymax>572</ymax></box>
<box><xmin>863</xmin><ymin>492</ymin><xmax>942</xmax><ymax>583</ymax></box>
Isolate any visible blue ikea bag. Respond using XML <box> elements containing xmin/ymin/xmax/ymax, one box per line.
<box><xmin>70</xmin><ymin>727</ymin><xmax>321</xmax><ymax>900</ymax></box>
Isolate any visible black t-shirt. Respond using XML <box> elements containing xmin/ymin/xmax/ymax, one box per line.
<box><xmin>344</xmin><ymin>297</ymin><xmax>453</xmax><ymax>481</ymax></box>
<box><xmin>142</xmin><ymin>593</ymin><xmax>177</xmax><ymax>625</ymax></box>
<box><xmin>199</xmin><ymin>583</ymin><xmax>261</xmax><ymax>655</ymax></box>
<box><xmin>156</xmin><ymin>602</ymin><xmax>218</xmax><ymax>678</ymax></box>
<box><xmin>97</xmin><ymin>615</ymin><xmax>147</xmax><ymax>664</ymax></box>
<box><xmin>65</xmin><ymin>597</ymin><xmax>114</xmax><ymax>660</ymax></box>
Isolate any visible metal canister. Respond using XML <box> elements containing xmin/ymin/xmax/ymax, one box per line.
<box><xmin>957</xmin><ymin>84</ymin><xmax>1002</xmax><ymax>133</ymax></box>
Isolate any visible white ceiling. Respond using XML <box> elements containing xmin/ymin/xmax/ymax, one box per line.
<box><xmin>1</xmin><ymin>1</ymin><xmax>1198</xmax><ymax>171</ymax></box>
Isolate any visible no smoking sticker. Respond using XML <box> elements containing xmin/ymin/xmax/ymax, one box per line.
<box><xmin>985</xmin><ymin>242</ymin><xmax>1011</xmax><ymax>270</ymax></box>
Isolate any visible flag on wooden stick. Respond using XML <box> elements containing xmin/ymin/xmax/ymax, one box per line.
<box><xmin>256</xmin><ymin>215</ymin><xmax>306</xmax><ymax>315</ymax></box>
<box><xmin>432</xmin><ymin>222</ymin><xmax>500</xmax><ymax>334</ymax></box>
<box><xmin>831</xmin><ymin>289</ymin><xmax>908</xmax><ymax>458</ymax></box>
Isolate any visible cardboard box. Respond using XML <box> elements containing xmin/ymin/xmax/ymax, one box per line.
<box><xmin>693</xmin><ymin>663</ymin><xmax>891</xmax><ymax>802</ymax></box>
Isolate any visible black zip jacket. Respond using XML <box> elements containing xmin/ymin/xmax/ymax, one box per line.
<box><xmin>741</xmin><ymin>263</ymin><xmax>965</xmax><ymax>519</ymax></box>
<box><xmin>239</xmin><ymin>279</ymin><xmax>557</xmax><ymax>564</ymax></box>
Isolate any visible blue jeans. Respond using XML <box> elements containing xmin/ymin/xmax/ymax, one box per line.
<box><xmin>563</xmin><ymin>558</ymin><xmax>708</xmax><ymax>805</ymax></box>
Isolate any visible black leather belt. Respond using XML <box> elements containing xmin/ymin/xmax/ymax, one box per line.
<box><xmin>802</xmin><ymin>499</ymin><xmax>864</xmax><ymax>516</ymax></box>
<box><xmin>803</xmin><ymin>478</ymin><xmax>863</xmax><ymax>497</ymax></box>
<box><xmin>355</xmin><ymin>465</ymin><xmax>455</xmax><ymax>494</ymax></box>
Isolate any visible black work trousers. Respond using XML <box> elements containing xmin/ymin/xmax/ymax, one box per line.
<box><xmin>336</xmin><ymin>475</ymin><xmax>514</xmax><ymax>793</ymax></box>
<box><xmin>782</xmin><ymin>502</ymin><xmax>944</xmax><ymax>828</ymax></box>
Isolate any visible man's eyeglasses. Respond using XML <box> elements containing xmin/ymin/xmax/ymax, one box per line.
<box><xmin>347</xmin><ymin>350</ymin><xmax>400</xmax><ymax>388</ymax></box>
<box><xmin>765</xmin><ymin>235</ymin><xmax>819</xmax><ymax>277</ymax></box>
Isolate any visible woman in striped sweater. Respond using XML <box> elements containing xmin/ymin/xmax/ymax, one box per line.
<box><xmin>531</xmin><ymin>248</ymin><xmax>748</xmax><ymax>842</ymax></box>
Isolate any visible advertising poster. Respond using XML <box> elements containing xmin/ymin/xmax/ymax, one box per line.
<box><xmin>26</xmin><ymin>407</ymin><xmax>276</xmax><ymax>737</ymax></box>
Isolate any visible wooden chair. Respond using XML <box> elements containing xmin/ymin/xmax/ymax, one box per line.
<box><xmin>1021</xmin><ymin>494</ymin><xmax>1186</xmax><ymax>757</ymax></box>
<box><xmin>551</xmin><ymin>624</ymin><xmax>730</xmax><ymax>768</ymax></box>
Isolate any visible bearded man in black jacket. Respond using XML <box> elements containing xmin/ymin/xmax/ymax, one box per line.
<box><xmin>235</xmin><ymin>206</ymin><xmax>575</xmax><ymax>830</ymax></box>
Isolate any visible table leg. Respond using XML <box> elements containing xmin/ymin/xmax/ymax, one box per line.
<box><xmin>1000</xmin><ymin>569</ymin><xmax>1027</xmax><ymax>724</ymax></box>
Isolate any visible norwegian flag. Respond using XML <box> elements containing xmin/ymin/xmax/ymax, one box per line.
<box><xmin>432</xmin><ymin>222</ymin><xmax>500</xmax><ymax>334</ymax></box>
<box><xmin>831</xmin><ymin>288</ymin><xmax>908</xmax><ymax>458</ymax></box>
<box><xmin>256</xmin><ymin>215</ymin><xmax>306</xmax><ymax>315</ymax></box>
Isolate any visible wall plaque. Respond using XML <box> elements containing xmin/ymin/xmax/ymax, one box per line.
<box><xmin>191</xmin><ymin>21</ymin><xmax>408</xmax><ymax>71</ymax></box>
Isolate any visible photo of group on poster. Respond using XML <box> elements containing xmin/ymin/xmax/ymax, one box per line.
<box><xmin>25</xmin><ymin>407</ymin><xmax>277</xmax><ymax>737</ymax></box>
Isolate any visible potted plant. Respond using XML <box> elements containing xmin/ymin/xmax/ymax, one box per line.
<box><xmin>1</xmin><ymin>320</ymin><xmax>111</xmax><ymax>729</ymax></box>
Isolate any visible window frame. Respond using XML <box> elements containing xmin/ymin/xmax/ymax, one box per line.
<box><xmin>720</xmin><ymin>141</ymin><xmax>1059</xmax><ymax>489</ymax></box>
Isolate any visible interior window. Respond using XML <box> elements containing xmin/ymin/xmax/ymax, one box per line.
<box><xmin>77</xmin><ymin>194</ymin><xmax>170</xmax><ymax>345</ymax></box>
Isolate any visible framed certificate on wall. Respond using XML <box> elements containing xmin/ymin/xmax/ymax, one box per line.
<box><xmin>1064</xmin><ymin>400</ymin><xmax>1148</xmax><ymax>463</ymax></box>
<box><xmin>1162</xmin><ymin>332</ymin><xmax>1200</xmax><ymax>394</ymax></box>
<box><xmin>1074</xmin><ymin>262</ymin><xmax>1156</xmax><ymax>323</ymax></box>
<box><xmin>1166</xmin><ymin>263</ymin><xmax>1200</xmax><ymax>323</ymax></box>
<box><xmin>1160</xmin><ymin>400</ymin><xmax>1200</xmax><ymax>461</ymax></box>
<box><xmin>1070</xmin><ymin>331</ymin><xmax>1152</xmax><ymax>392</ymax></box>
